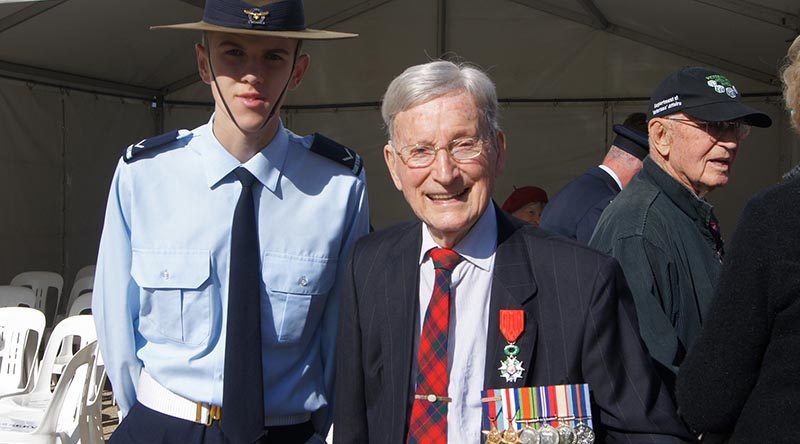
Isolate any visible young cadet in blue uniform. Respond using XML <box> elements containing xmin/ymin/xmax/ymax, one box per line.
<box><xmin>92</xmin><ymin>1</ymin><xmax>369</xmax><ymax>443</ymax></box>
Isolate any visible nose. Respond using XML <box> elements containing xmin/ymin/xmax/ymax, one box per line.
<box><xmin>241</xmin><ymin>57</ymin><xmax>263</xmax><ymax>85</ymax></box>
<box><xmin>430</xmin><ymin>148</ymin><xmax>459</xmax><ymax>184</ymax></box>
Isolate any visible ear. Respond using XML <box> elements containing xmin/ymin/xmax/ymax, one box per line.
<box><xmin>493</xmin><ymin>130</ymin><xmax>507</xmax><ymax>177</ymax></box>
<box><xmin>195</xmin><ymin>43</ymin><xmax>212</xmax><ymax>85</ymax></box>
<box><xmin>288</xmin><ymin>53</ymin><xmax>310</xmax><ymax>91</ymax></box>
<box><xmin>384</xmin><ymin>143</ymin><xmax>404</xmax><ymax>191</ymax></box>
<box><xmin>648</xmin><ymin>118</ymin><xmax>671</xmax><ymax>158</ymax></box>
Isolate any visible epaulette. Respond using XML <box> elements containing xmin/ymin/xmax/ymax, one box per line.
<box><xmin>309</xmin><ymin>133</ymin><xmax>363</xmax><ymax>176</ymax></box>
<box><xmin>123</xmin><ymin>130</ymin><xmax>182</xmax><ymax>163</ymax></box>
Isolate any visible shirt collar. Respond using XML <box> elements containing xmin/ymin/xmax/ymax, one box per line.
<box><xmin>193</xmin><ymin>114</ymin><xmax>289</xmax><ymax>193</ymax></box>
<box><xmin>598</xmin><ymin>164</ymin><xmax>623</xmax><ymax>190</ymax></box>
<box><xmin>641</xmin><ymin>156</ymin><xmax>716</xmax><ymax>226</ymax></box>
<box><xmin>419</xmin><ymin>203</ymin><xmax>497</xmax><ymax>272</ymax></box>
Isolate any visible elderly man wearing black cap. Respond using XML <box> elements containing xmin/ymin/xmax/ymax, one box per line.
<box><xmin>589</xmin><ymin>67</ymin><xmax>772</xmax><ymax>395</ymax></box>
<box><xmin>540</xmin><ymin>112</ymin><xmax>648</xmax><ymax>244</ymax></box>
<box><xmin>93</xmin><ymin>1</ymin><xmax>369</xmax><ymax>443</ymax></box>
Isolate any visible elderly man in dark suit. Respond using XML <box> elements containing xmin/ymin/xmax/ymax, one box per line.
<box><xmin>334</xmin><ymin>60</ymin><xmax>693</xmax><ymax>444</ymax></box>
<box><xmin>539</xmin><ymin>113</ymin><xmax>648</xmax><ymax>244</ymax></box>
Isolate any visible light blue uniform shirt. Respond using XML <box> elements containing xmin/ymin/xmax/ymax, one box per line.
<box><xmin>93</xmin><ymin>118</ymin><xmax>370</xmax><ymax>435</ymax></box>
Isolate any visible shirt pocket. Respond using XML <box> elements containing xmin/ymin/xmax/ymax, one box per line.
<box><xmin>262</xmin><ymin>254</ymin><xmax>336</xmax><ymax>344</ymax></box>
<box><xmin>131</xmin><ymin>248</ymin><xmax>212</xmax><ymax>346</ymax></box>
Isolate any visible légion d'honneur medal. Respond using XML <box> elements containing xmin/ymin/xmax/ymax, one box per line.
<box><xmin>498</xmin><ymin>309</ymin><xmax>525</xmax><ymax>383</ymax></box>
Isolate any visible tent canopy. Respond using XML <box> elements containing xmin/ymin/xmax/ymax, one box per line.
<box><xmin>1</xmin><ymin>0</ymin><xmax>798</xmax><ymax>283</ymax></box>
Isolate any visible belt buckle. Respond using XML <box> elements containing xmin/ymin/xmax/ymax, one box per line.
<box><xmin>195</xmin><ymin>402</ymin><xmax>222</xmax><ymax>426</ymax></box>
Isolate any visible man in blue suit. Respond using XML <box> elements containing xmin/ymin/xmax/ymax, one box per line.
<box><xmin>540</xmin><ymin>113</ymin><xmax>648</xmax><ymax>243</ymax></box>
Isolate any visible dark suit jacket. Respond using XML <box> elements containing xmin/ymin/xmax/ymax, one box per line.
<box><xmin>540</xmin><ymin>166</ymin><xmax>621</xmax><ymax>244</ymax></box>
<box><xmin>335</xmin><ymin>207</ymin><xmax>692</xmax><ymax>443</ymax></box>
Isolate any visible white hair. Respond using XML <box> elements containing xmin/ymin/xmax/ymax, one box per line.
<box><xmin>381</xmin><ymin>60</ymin><xmax>500</xmax><ymax>140</ymax></box>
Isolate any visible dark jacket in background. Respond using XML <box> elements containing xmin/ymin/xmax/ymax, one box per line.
<box><xmin>676</xmin><ymin>177</ymin><xmax>800</xmax><ymax>444</ymax></box>
<box><xmin>539</xmin><ymin>166</ymin><xmax>621</xmax><ymax>244</ymax></box>
<box><xmin>589</xmin><ymin>157</ymin><xmax>723</xmax><ymax>390</ymax></box>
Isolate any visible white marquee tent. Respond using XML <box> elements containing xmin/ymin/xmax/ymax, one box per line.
<box><xmin>1</xmin><ymin>0</ymin><xmax>798</xmax><ymax>284</ymax></box>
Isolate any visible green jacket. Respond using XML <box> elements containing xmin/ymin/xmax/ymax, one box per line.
<box><xmin>589</xmin><ymin>157</ymin><xmax>723</xmax><ymax>381</ymax></box>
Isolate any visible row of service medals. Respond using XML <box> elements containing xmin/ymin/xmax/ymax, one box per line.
<box><xmin>484</xmin><ymin>311</ymin><xmax>594</xmax><ymax>444</ymax></box>
<box><xmin>481</xmin><ymin>385</ymin><xmax>596</xmax><ymax>444</ymax></box>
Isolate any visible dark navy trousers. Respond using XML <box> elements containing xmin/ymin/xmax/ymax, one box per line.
<box><xmin>109</xmin><ymin>403</ymin><xmax>315</xmax><ymax>444</ymax></box>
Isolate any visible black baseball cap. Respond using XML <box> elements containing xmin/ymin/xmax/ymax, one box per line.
<box><xmin>648</xmin><ymin>67</ymin><xmax>771</xmax><ymax>127</ymax></box>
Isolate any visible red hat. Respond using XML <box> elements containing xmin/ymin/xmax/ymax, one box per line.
<box><xmin>501</xmin><ymin>186</ymin><xmax>548</xmax><ymax>213</ymax></box>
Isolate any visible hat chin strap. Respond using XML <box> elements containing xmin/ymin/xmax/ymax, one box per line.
<box><xmin>207</xmin><ymin>40</ymin><xmax>300</xmax><ymax>137</ymax></box>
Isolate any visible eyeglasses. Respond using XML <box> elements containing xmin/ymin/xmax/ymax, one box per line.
<box><xmin>392</xmin><ymin>137</ymin><xmax>485</xmax><ymax>168</ymax></box>
<box><xmin>666</xmin><ymin>117</ymin><xmax>751</xmax><ymax>140</ymax></box>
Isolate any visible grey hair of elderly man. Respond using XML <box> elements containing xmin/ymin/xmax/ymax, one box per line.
<box><xmin>380</xmin><ymin>60</ymin><xmax>500</xmax><ymax>142</ymax></box>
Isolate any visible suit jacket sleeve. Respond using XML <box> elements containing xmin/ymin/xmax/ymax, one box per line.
<box><xmin>575</xmin><ymin>206</ymin><xmax>603</xmax><ymax>244</ymax></box>
<box><xmin>333</xmin><ymin>242</ymin><xmax>370</xmax><ymax>443</ymax></box>
<box><xmin>583</xmin><ymin>257</ymin><xmax>693</xmax><ymax>443</ymax></box>
<box><xmin>312</xmin><ymin>172</ymin><xmax>370</xmax><ymax>437</ymax></box>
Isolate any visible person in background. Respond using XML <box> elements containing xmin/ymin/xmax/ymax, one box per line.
<box><xmin>540</xmin><ymin>112</ymin><xmax>648</xmax><ymax>244</ymax></box>
<box><xmin>93</xmin><ymin>1</ymin><xmax>369</xmax><ymax>443</ymax></box>
<box><xmin>334</xmin><ymin>59</ymin><xmax>693</xmax><ymax>444</ymax></box>
<box><xmin>676</xmin><ymin>36</ymin><xmax>800</xmax><ymax>444</ymax></box>
<box><xmin>500</xmin><ymin>185</ymin><xmax>548</xmax><ymax>226</ymax></box>
<box><xmin>589</xmin><ymin>67</ymin><xmax>772</xmax><ymax>394</ymax></box>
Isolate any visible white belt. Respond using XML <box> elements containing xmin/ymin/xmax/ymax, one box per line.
<box><xmin>138</xmin><ymin>370</ymin><xmax>221</xmax><ymax>425</ymax></box>
<box><xmin>137</xmin><ymin>370</ymin><xmax>312</xmax><ymax>427</ymax></box>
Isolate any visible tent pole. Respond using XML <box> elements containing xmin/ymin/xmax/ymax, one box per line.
<box><xmin>153</xmin><ymin>95</ymin><xmax>165</xmax><ymax>135</ymax></box>
<box><xmin>437</xmin><ymin>0</ymin><xmax>448</xmax><ymax>59</ymax></box>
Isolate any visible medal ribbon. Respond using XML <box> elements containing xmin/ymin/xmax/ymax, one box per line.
<box><xmin>499</xmin><ymin>309</ymin><xmax>524</xmax><ymax>342</ymax></box>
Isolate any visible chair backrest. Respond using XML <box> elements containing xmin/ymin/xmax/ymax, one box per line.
<box><xmin>10</xmin><ymin>271</ymin><xmax>64</xmax><ymax>326</ymax></box>
<box><xmin>32</xmin><ymin>315</ymin><xmax>97</xmax><ymax>399</ymax></box>
<box><xmin>78</xmin><ymin>349</ymin><xmax>106</xmax><ymax>444</ymax></box>
<box><xmin>68</xmin><ymin>293</ymin><xmax>93</xmax><ymax>316</ymax></box>
<box><xmin>39</xmin><ymin>341</ymin><xmax>98</xmax><ymax>440</ymax></box>
<box><xmin>74</xmin><ymin>265</ymin><xmax>96</xmax><ymax>282</ymax></box>
<box><xmin>0</xmin><ymin>308</ymin><xmax>46</xmax><ymax>396</ymax></box>
<box><xmin>63</xmin><ymin>276</ymin><xmax>94</xmax><ymax>316</ymax></box>
<box><xmin>0</xmin><ymin>286</ymin><xmax>36</xmax><ymax>308</ymax></box>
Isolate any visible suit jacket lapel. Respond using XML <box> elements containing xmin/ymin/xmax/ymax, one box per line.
<box><xmin>384</xmin><ymin>223</ymin><xmax>422</xmax><ymax>431</ymax></box>
<box><xmin>485</xmin><ymin>207</ymin><xmax>539</xmax><ymax>388</ymax></box>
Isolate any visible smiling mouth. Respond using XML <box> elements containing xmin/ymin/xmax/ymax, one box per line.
<box><xmin>428</xmin><ymin>188</ymin><xmax>469</xmax><ymax>201</ymax></box>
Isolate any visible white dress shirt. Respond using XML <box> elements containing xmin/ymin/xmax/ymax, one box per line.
<box><xmin>598</xmin><ymin>164</ymin><xmax>623</xmax><ymax>190</ymax></box>
<box><xmin>414</xmin><ymin>204</ymin><xmax>497</xmax><ymax>443</ymax></box>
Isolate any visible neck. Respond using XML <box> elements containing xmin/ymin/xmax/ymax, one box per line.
<box><xmin>212</xmin><ymin>113</ymin><xmax>280</xmax><ymax>163</ymax></box>
<box><xmin>601</xmin><ymin>159</ymin><xmax>633</xmax><ymax>188</ymax></box>
<box><xmin>650</xmin><ymin>155</ymin><xmax>707</xmax><ymax>198</ymax></box>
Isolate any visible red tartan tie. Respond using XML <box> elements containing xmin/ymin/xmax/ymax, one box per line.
<box><xmin>407</xmin><ymin>247</ymin><xmax>462</xmax><ymax>444</ymax></box>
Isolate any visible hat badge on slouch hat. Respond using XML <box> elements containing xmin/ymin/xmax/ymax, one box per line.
<box><xmin>150</xmin><ymin>0</ymin><xmax>357</xmax><ymax>40</ymax></box>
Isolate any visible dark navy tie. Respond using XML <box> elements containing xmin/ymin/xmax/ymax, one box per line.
<box><xmin>222</xmin><ymin>167</ymin><xmax>265</xmax><ymax>443</ymax></box>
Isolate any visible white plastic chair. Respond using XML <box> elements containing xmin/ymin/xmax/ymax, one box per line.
<box><xmin>0</xmin><ymin>341</ymin><xmax>98</xmax><ymax>444</ymax></box>
<box><xmin>10</xmin><ymin>272</ymin><xmax>64</xmax><ymax>327</ymax></box>
<box><xmin>0</xmin><ymin>316</ymin><xmax>96</xmax><ymax>405</ymax></box>
<box><xmin>0</xmin><ymin>287</ymin><xmax>37</xmax><ymax>308</ymax></box>
<box><xmin>0</xmin><ymin>308</ymin><xmax>46</xmax><ymax>397</ymax></box>
<box><xmin>56</xmin><ymin>277</ymin><xmax>94</xmax><ymax>324</ymax></box>
<box><xmin>73</xmin><ymin>266</ymin><xmax>95</xmax><ymax>283</ymax></box>
<box><xmin>78</xmin><ymin>349</ymin><xmax>105</xmax><ymax>444</ymax></box>
<box><xmin>67</xmin><ymin>294</ymin><xmax>92</xmax><ymax>317</ymax></box>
